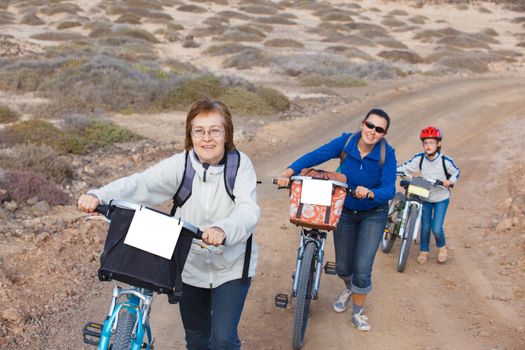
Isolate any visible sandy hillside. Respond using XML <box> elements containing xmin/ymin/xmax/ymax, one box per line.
<box><xmin>0</xmin><ymin>0</ymin><xmax>524</xmax><ymax>349</ymax></box>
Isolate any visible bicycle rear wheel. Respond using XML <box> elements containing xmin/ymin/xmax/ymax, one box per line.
<box><xmin>381</xmin><ymin>192</ymin><xmax>404</xmax><ymax>253</ymax></box>
<box><xmin>112</xmin><ymin>308</ymin><xmax>137</xmax><ymax>350</ymax></box>
<box><xmin>397</xmin><ymin>205</ymin><xmax>418</xmax><ymax>272</ymax></box>
<box><xmin>292</xmin><ymin>242</ymin><xmax>317</xmax><ymax>350</ymax></box>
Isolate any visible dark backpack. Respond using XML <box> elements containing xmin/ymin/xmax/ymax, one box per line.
<box><xmin>337</xmin><ymin>132</ymin><xmax>386</xmax><ymax>172</ymax></box>
<box><xmin>169</xmin><ymin>149</ymin><xmax>253</xmax><ymax>300</ymax></box>
<box><xmin>418</xmin><ymin>154</ymin><xmax>451</xmax><ymax>180</ymax></box>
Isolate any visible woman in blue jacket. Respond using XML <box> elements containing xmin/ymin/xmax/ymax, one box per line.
<box><xmin>277</xmin><ymin>109</ymin><xmax>396</xmax><ymax>331</ymax></box>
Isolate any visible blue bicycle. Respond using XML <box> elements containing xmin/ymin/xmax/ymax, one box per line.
<box><xmin>82</xmin><ymin>200</ymin><xmax>203</xmax><ymax>350</ymax></box>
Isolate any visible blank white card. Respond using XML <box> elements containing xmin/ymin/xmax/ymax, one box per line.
<box><xmin>300</xmin><ymin>178</ymin><xmax>333</xmax><ymax>206</ymax></box>
<box><xmin>124</xmin><ymin>207</ymin><xmax>183</xmax><ymax>260</ymax></box>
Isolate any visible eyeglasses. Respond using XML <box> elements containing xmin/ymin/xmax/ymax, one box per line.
<box><xmin>363</xmin><ymin>121</ymin><xmax>387</xmax><ymax>134</ymax></box>
<box><xmin>191</xmin><ymin>127</ymin><xmax>225</xmax><ymax>139</ymax></box>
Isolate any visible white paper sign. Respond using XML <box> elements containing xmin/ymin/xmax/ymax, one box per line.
<box><xmin>300</xmin><ymin>179</ymin><xmax>333</xmax><ymax>206</ymax></box>
<box><xmin>124</xmin><ymin>207</ymin><xmax>183</xmax><ymax>260</ymax></box>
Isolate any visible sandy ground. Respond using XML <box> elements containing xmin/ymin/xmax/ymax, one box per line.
<box><xmin>1</xmin><ymin>0</ymin><xmax>525</xmax><ymax>349</ymax></box>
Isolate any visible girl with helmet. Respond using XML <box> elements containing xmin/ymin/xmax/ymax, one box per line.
<box><xmin>397</xmin><ymin>126</ymin><xmax>461</xmax><ymax>264</ymax></box>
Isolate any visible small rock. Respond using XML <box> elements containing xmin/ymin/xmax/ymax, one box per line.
<box><xmin>0</xmin><ymin>188</ymin><xmax>8</xmax><ymax>202</ymax></box>
<box><xmin>2</xmin><ymin>308</ymin><xmax>24</xmax><ymax>325</ymax></box>
<box><xmin>31</xmin><ymin>201</ymin><xmax>51</xmax><ymax>213</ymax></box>
<box><xmin>0</xmin><ymin>207</ymin><xmax>7</xmax><ymax>220</ymax></box>
<box><xmin>3</xmin><ymin>201</ymin><xmax>17</xmax><ymax>211</ymax></box>
<box><xmin>495</xmin><ymin>217</ymin><xmax>513</xmax><ymax>232</ymax></box>
<box><xmin>26</xmin><ymin>197</ymin><xmax>38</xmax><ymax>205</ymax></box>
<box><xmin>36</xmin><ymin>232</ymin><xmax>50</xmax><ymax>244</ymax></box>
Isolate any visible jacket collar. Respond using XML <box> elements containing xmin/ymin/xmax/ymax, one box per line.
<box><xmin>347</xmin><ymin>131</ymin><xmax>382</xmax><ymax>161</ymax></box>
<box><xmin>190</xmin><ymin>150</ymin><xmax>225</xmax><ymax>178</ymax></box>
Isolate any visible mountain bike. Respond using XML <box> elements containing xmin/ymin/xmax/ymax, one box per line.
<box><xmin>82</xmin><ymin>200</ymin><xmax>203</xmax><ymax>350</ymax></box>
<box><xmin>272</xmin><ymin>175</ymin><xmax>351</xmax><ymax>350</ymax></box>
<box><xmin>381</xmin><ymin>174</ymin><xmax>450</xmax><ymax>272</ymax></box>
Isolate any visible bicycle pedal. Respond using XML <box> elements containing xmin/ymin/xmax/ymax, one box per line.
<box><xmin>82</xmin><ymin>321</ymin><xmax>103</xmax><ymax>346</ymax></box>
<box><xmin>324</xmin><ymin>261</ymin><xmax>337</xmax><ymax>275</ymax></box>
<box><xmin>274</xmin><ymin>293</ymin><xmax>289</xmax><ymax>308</ymax></box>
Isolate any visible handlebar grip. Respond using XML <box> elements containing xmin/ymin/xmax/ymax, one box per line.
<box><xmin>94</xmin><ymin>204</ymin><xmax>110</xmax><ymax>216</ymax></box>
<box><xmin>272</xmin><ymin>179</ymin><xmax>278</xmax><ymax>185</ymax></box>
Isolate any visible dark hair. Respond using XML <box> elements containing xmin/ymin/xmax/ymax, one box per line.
<box><xmin>364</xmin><ymin>108</ymin><xmax>390</xmax><ymax>131</ymax></box>
<box><xmin>185</xmin><ymin>98</ymin><xmax>235</xmax><ymax>151</ymax></box>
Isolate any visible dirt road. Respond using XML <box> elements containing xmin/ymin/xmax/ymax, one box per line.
<box><xmin>119</xmin><ymin>74</ymin><xmax>524</xmax><ymax>350</ymax></box>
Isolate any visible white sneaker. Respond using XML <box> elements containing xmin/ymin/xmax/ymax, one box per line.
<box><xmin>333</xmin><ymin>289</ymin><xmax>352</xmax><ymax>313</ymax></box>
<box><xmin>352</xmin><ymin>310</ymin><xmax>371</xmax><ymax>331</ymax></box>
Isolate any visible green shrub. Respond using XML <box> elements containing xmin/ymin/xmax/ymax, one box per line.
<box><xmin>40</xmin><ymin>3</ymin><xmax>82</xmax><ymax>15</ymax></box>
<box><xmin>0</xmin><ymin>120</ymin><xmax>85</xmax><ymax>154</ymax></box>
<box><xmin>0</xmin><ymin>104</ymin><xmax>18</xmax><ymax>123</ymax></box>
<box><xmin>220</xmin><ymin>87</ymin><xmax>270</xmax><ymax>115</ymax></box>
<box><xmin>177</xmin><ymin>5</ymin><xmax>207</xmax><ymax>13</ymax></box>
<box><xmin>30</xmin><ymin>31</ymin><xmax>85</xmax><ymax>41</ymax></box>
<box><xmin>57</xmin><ymin>20</ymin><xmax>82</xmax><ymax>30</ymax></box>
<box><xmin>80</xmin><ymin>120</ymin><xmax>141</xmax><ymax>147</ymax></box>
<box><xmin>163</xmin><ymin>75</ymin><xmax>223</xmax><ymax>109</ymax></box>
<box><xmin>115</xmin><ymin>14</ymin><xmax>142</xmax><ymax>24</ymax></box>
<box><xmin>206</xmin><ymin>43</ymin><xmax>250</xmax><ymax>56</ymax></box>
<box><xmin>256</xmin><ymin>86</ymin><xmax>290</xmax><ymax>111</ymax></box>
<box><xmin>0</xmin><ymin>170</ymin><xmax>69</xmax><ymax>205</ymax></box>
<box><xmin>0</xmin><ymin>144</ymin><xmax>73</xmax><ymax>184</ymax></box>
<box><xmin>263</xmin><ymin>38</ymin><xmax>304</xmax><ymax>48</ymax></box>
<box><xmin>20</xmin><ymin>13</ymin><xmax>45</xmax><ymax>25</ymax></box>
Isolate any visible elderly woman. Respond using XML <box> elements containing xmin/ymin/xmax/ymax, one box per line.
<box><xmin>78</xmin><ymin>98</ymin><xmax>259</xmax><ymax>350</ymax></box>
<box><xmin>277</xmin><ymin>109</ymin><xmax>396</xmax><ymax>331</ymax></box>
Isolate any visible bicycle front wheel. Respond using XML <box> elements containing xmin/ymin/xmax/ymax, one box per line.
<box><xmin>381</xmin><ymin>192</ymin><xmax>404</xmax><ymax>253</ymax></box>
<box><xmin>397</xmin><ymin>205</ymin><xmax>418</xmax><ymax>272</ymax></box>
<box><xmin>112</xmin><ymin>308</ymin><xmax>137</xmax><ymax>350</ymax></box>
<box><xmin>292</xmin><ymin>241</ymin><xmax>317</xmax><ymax>350</ymax></box>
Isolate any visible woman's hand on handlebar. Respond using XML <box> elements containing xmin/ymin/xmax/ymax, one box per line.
<box><xmin>77</xmin><ymin>194</ymin><xmax>100</xmax><ymax>213</ymax></box>
<box><xmin>202</xmin><ymin>227</ymin><xmax>226</xmax><ymax>247</ymax></box>
<box><xmin>354</xmin><ymin>186</ymin><xmax>374</xmax><ymax>200</ymax></box>
<box><xmin>275</xmin><ymin>168</ymin><xmax>295</xmax><ymax>187</ymax></box>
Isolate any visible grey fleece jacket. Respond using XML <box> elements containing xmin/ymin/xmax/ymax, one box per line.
<box><xmin>89</xmin><ymin>150</ymin><xmax>260</xmax><ymax>288</ymax></box>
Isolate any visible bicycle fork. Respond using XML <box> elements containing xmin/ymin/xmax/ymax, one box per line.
<box><xmin>292</xmin><ymin>230</ymin><xmax>326</xmax><ymax>300</ymax></box>
<box><xmin>400</xmin><ymin>202</ymin><xmax>423</xmax><ymax>242</ymax></box>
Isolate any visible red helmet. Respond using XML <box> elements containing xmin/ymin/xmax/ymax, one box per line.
<box><xmin>420</xmin><ymin>126</ymin><xmax>442</xmax><ymax>141</ymax></box>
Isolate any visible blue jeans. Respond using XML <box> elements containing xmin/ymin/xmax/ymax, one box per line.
<box><xmin>420</xmin><ymin>199</ymin><xmax>449</xmax><ymax>252</ymax></box>
<box><xmin>179</xmin><ymin>278</ymin><xmax>251</xmax><ymax>350</ymax></box>
<box><xmin>334</xmin><ymin>204</ymin><xmax>388</xmax><ymax>294</ymax></box>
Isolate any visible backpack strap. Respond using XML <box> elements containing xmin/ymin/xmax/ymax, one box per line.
<box><xmin>170</xmin><ymin>151</ymin><xmax>195</xmax><ymax>216</ymax></box>
<box><xmin>224</xmin><ymin>148</ymin><xmax>241</xmax><ymax>201</ymax></box>
<box><xmin>419</xmin><ymin>153</ymin><xmax>424</xmax><ymax>171</ymax></box>
<box><xmin>339</xmin><ymin>132</ymin><xmax>386</xmax><ymax>170</ymax></box>
<box><xmin>442</xmin><ymin>155</ymin><xmax>452</xmax><ymax>180</ymax></box>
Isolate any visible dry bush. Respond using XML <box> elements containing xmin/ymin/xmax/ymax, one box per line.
<box><xmin>191</xmin><ymin>24</ymin><xmax>228</xmax><ymax>37</ymax></box>
<box><xmin>346</xmin><ymin>22</ymin><xmax>386</xmax><ymax>32</ymax></box>
<box><xmin>1</xmin><ymin>170</ymin><xmax>69</xmax><ymax>205</ymax></box>
<box><xmin>122</xmin><ymin>0</ymin><xmax>164</xmax><ymax>10</ymax></box>
<box><xmin>165</xmin><ymin>59</ymin><xmax>200</xmax><ymax>75</ymax></box>
<box><xmin>0</xmin><ymin>104</ymin><xmax>18</xmax><ymax>124</ymax></box>
<box><xmin>457</xmin><ymin>4</ymin><xmax>469</xmax><ymax>11</ymax></box>
<box><xmin>375</xmin><ymin>38</ymin><xmax>408</xmax><ymax>49</ymax></box>
<box><xmin>218</xmin><ymin>10</ymin><xmax>252</xmax><ymax>20</ymax></box>
<box><xmin>183</xmin><ymin>38</ymin><xmax>200</xmax><ymax>48</ymax></box>
<box><xmin>20</xmin><ymin>13</ymin><xmax>45</xmax><ymax>25</ymax></box>
<box><xmin>222</xmin><ymin>48</ymin><xmax>271</xmax><ymax>69</ymax></box>
<box><xmin>326</xmin><ymin>46</ymin><xmax>373</xmax><ymax>61</ymax></box>
<box><xmin>436</xmin><ymin>34</ymin><xmax>490</xmax><ymax>49</ymax></box>
<box><xmin>57</xmin><ymin>20</ymin><xmax>82</xmax><ymax>30</ymax></box>
<box><xmin>90</xmin><ymin>26</ymin><xmax>160</xmax><ymax>43</ymax></box>
<box><xmin>157</xmin><ymin>28</ymin><xmax>181</xmax><ymax>42</ymax></box>
<box><xmin>381</xmin><ymin>17</ymin><xmax>405</xmax><ymax>27</ymax></box>
<box><xmin>0</xmin><ymin>144</ymin><xmax>73</xmax><ymax>184</ymax></box>
<box><xmin>168</xmin><ymin>23</ymin><xmax>184</xmax><ymax>31</ymax></box>
<box><xmin>177</xmin><ymin>4</ymin><xmax>207</xmax><ymax>13</ymax></box>
<box><xmin>263</xmin><ymin>38</ymin><xmax>304</xmax><ymax>48</ymax></box>
<box><xmin>0</xmin><ymin>120</ymin><xmax>85</xmax><ymax>154</ymax></box>
<box><xmin>255</xmin><ymin>16</ymin><xmax>296</xmax><ymax>25</ymax></box>
<box><xmin>191</xmin><ymin>0</ymin><xmax>229</xmax><ymax>4</ymax></box>
<box><xmin>511</xmin><ymin>16</ymin><xmax>525</xmax><ymax>23</ymax></box>
<box><xmin>239</xmin><ymin>5</ymin><xmax>278</xmax><ymax>15</ymax></box>
<box><xmin>206</xmin><ymin>43</ymin><xmax>250</xmax><ymax>56</ymax></box>
<box><xmin>298</xmin><ymin>74</ymin><xmax>366</xmax><ymax>88</ymax></box>
<box><xmin>278</xmin><ymin>12</ymin><xmax>297</xmax><ymax>19</ymax></box>
<box><xmin>346</xmin><ymin>3</ymin><xmax>361</xmax><ymax>9</ymax></box>
<box><xmin>408</xmin><ymin>15</ymin><xmax>427</xmax><ymax>25</ymax></box>
<box><xmin>30</xmin><ymin>31</ymin><xmax>86</xmax><ymax>42</ymax></box>
<box><xmin>320</xmin><ymin>12</ymin><xmax>353</xmax><ymax>22</ymax></box>
<box><xmin>203</xmin><ymin>16</ymin><xmax>230</xmax><ymax>26</ymax></box>
<box><xmin>388</xmin><ymin>9</ymin><xmax>408</xmax><ymax>16</ymax></box>
<box><xmin>429</xmin><ymin>51</ymin><xmax>489</xmax><ymax>73</ymax></box>
<box><xmin>517</xmin><ymin>42</ymin><xmax>525</xmax><ymax>48</ymax></box>
<box><xmin>0</xmin><ymin>11</ymin><xmax>15</xmax><ymax>25</ymax></box>
<box><xmin>483</xmin><ymin>28</ymin><xmax>498</xmax><ymax>37</ymax></box>
<box><xmin>115</xmin><ymin>14</ymin><xmax>142</xmax><ymax>24</ymax></box>
<box><xmin>40</xmin><ymin>3</ymin><xmax>82</xmax><ymax>16</ymax></box>
<box><xmin>330</xmin><ymin>35</ymin><xmax>376</xmax><ymax>47</ymax></box>
<box><xmin>219</xmin><ymin>25</ymin><xmax>266</xmax><ymax>42</ymax></box>
<box><xmin>378</xmin><ymin>50</ymin><xmax>423</xmax><ymax>64</ymax></box>
<box><xmin>413</xmin><ymin>28</ymin><xmax>460</xmax><ymax>43</ymax></box>
<box><xmin>478</xmin><ymin>6</ymin><xmax>491</xmax><ymax>14</ymax></box>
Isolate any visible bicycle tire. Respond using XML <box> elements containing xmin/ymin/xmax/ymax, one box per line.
<box><xmin>112</xmin><ymin>308</ymin><xmax>137</xmax><ymax>350</ymax></box>
<box><xmin>381</xmin><ymin>192</ymin><xmax>405</xmax><ymax>253</ymax></box>
<box><xmin>397</xmin><ymin>205</ymin><xmax>418</xmax><ymax>272</ymax></box>
<box><xmin>292</xmin><ymin>242</ymin><xmax>317</xmax><ymax>350</ymax></box>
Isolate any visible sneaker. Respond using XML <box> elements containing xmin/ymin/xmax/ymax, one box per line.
<box><xmin>352</xmin><ymin>309</ymin><xmax>371</xmax><ymax>331</ymax></box>
<box><xmin>333</xmin><ymin>288</ymin><xmax>352</xmax><ymax>313</ymax></box>
<box><xmin>437</xmin><ymin>246</ymin><xmax>448</xmax><ymax>264</ymax></box>
<box><xmin>416</xmin><ymin>252</ymin><xmax>429</xmax><ymax>265</ymax></box>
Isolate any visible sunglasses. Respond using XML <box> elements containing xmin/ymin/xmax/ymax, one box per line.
<box><xmin>363</xmin><ymin>121</ymin><xmax>387</xmax><ymax>134</ymax></box>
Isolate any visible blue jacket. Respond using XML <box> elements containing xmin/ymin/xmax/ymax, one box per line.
<box><xmin>289</xmin><ymin>132</ymin><xmax>397</xmax><ymax>211</ymax></box>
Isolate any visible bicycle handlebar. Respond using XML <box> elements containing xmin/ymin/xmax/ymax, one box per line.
<box><xmin>397</xmin><ymin>173</ymin><xmax>454</xmax><ymax>189</ymax></box>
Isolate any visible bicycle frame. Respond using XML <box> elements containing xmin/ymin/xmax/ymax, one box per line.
<box><xmin>98</xmin><ymin>285</ymin><xmax>154</xmax><ymax>350</ymax></box>
<box><xmin>291</xmin><ymin>228</ymin><xmax>327</xmax><ymax>300</ymax></box>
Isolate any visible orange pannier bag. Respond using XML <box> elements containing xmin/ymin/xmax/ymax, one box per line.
<box><xmin>289</xmin><ymin>168</ymin><xmax>348</xmax><ymax>231</ymax></box>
